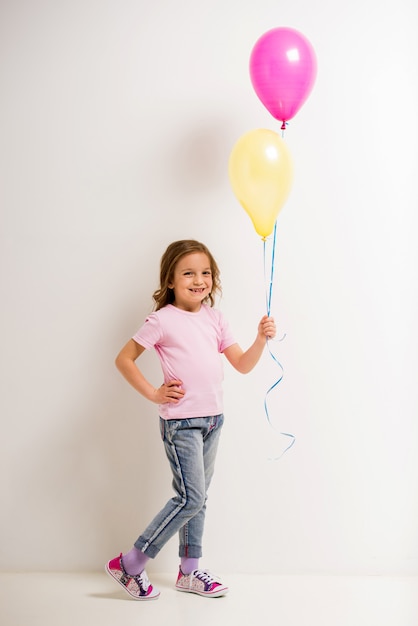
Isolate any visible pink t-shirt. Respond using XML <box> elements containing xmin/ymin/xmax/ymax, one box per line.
<box><xmin>132</xmin><ymin>304</ymin><xmax>236</xmax><ymax>420</ymax></box>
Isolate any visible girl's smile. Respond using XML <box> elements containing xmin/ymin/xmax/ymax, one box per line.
<box><xmin>169</xmin><ymin>252</ymin><xmax>213</xmax><ymax>312</ymax></box>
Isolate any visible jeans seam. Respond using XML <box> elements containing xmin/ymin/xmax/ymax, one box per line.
<box><xmin>141</xmin><ymin>436</ymin><xmax>187</xmax><ymax>552</ymax></box>
<box><xmin>139</xmin><ymin>414</ymin><xmax>224</xmax><ymax>558</ymax></box>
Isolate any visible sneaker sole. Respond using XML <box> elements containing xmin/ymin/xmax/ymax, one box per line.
<box><xmin>105</xmin><ymin>563</ymin><xmax>160</xmax><ymax>601</ymax></box>
<box><xmin>175</xmin><ymin>584</ymin><xmax>229</xmax><ymax>598</ymax></box>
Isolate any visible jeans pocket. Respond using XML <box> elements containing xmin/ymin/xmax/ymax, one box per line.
<box><xmin>212</xmin><ymin>413</ymin><xmax>224</xmax><ymax>430</ymax></box>
<box><xmin>161</xmin><ymin>418</ymin><xmax>181</xmax><ymax>442</ymax></box>
<box><xmin>159</xmin><ymin>417</ymin><xmax>166</xmax><ymax>441</ymax></box>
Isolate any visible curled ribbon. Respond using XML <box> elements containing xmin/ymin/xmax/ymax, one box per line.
<box><xmin>263</xmin><ymin>222</ymin><xmax>295</xmax><ymax>460</ymax></box>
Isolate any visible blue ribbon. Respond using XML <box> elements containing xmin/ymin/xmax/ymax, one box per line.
<box><xmin>263</xmin><ymin>222</ymin><xmax>295</xmax><ymax>460</ymax></box>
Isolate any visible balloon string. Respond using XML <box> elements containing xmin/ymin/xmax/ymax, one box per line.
<box><xmin>263</xmin><ymin>223</ymin><xmax>295</xmax><ymax>460</ymax></box>
<box><xmin>281</xmin><ymin>121</ymin><xmax>289</xmax><ymax>138</ymax></box>
<box><xmin>264</xmin><ymin>223</ymin><xmax>275</xmax><ymax>316</ymax></box>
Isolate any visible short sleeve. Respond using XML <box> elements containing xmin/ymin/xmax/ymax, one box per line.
<box><xmin>132</xmin><ymin>313</ymin><xmax>163</xmax><ymax>350</ymax></box>
<box><xmin>217</xmin><ymin>310</ymin><xmax>236</xmax><ymax>352</ymax></box>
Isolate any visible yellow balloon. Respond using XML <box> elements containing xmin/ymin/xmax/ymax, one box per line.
<box><xmin>228</xmin><ymin>129</ymin><xmax>293</xmax><ymax>239</ymax></box>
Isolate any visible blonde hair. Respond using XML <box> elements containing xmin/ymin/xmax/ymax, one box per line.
<box><xmin>153</xmin><ymin>240</ymin><xmax>221</xmax><ymax>311</ymax></box>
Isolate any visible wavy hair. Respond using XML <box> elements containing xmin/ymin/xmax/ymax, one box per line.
<box><xmin>152</xmin><ymin>240</ymin><xmax>221</xmax><ymax>311</ymax></box>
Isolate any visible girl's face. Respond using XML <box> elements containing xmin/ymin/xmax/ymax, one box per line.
<box><xmin>169</xmin><ymin>252</ymin><xmax>213</xmax><ymax>312</ymax></box>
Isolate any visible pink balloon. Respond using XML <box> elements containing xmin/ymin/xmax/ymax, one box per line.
<box><xmin>250</xmin><ymin>27</ymin><xmax>317</xmax><ymax>128</ymax></box>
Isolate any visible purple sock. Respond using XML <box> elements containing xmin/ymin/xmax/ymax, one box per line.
<box><xmin>181</xmin><ymin>557</ymin><xmax>199</xmax><ymax>575</ymax></box>
<box><xmin>122</xmin><ymin>547</ymin><xmax>150</xmax><ymax>576</ymax></box>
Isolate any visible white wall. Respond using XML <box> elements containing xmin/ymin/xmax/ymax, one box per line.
<box><xmin>1</xmin><ymin>0</ymin><xmax>417</xmax><ymax>575</ymax></box>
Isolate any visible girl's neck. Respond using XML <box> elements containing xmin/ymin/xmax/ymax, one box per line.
<box><xmin>171</xmin><ymin>301</ymin><xmax>202</xmax><ymax>313</ymax></box>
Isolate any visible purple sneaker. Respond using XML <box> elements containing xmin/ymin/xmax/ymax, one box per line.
<box><xmin>176</xmin><ymin>567</ymin><xmax>228</xmax><ymax>597</ymax></box>
<box><xmin>105</xmin><ymin>553</ymin><xmax>160</xmax><ymax>600</ymax></box>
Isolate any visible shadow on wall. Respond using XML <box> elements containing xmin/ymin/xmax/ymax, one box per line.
<box><xmin>13</xmin><ymin>332</ymin><xmax>172</xmax><ymax>572</ymax></box>
<box><xmin>160</xmin><ymin>116</ymin><xmax>235</xmax><ymax>195</ymax></box>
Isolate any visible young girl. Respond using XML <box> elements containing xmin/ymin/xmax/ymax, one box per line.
<box><xmin>106</xmin><ymin>240</ymin><xmax>276</xmax><ymax>600</ymax></box>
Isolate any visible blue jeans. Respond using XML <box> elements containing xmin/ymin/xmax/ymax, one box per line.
<box><xmin>134</xmin><ymin>414</ymin><xmax>224</xmax><ymax>559</ymax></box>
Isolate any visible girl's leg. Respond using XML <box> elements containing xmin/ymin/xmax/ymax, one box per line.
<box><xmin>133</xmin><ymin>417</ymin><xmax>215</xmax><ymax>559</ymax></box>
<box><xmin>178</xmin><ymin>414</ymin><xmax>224</xmax><ymax>563</ymax></box>
<box><xmin>180</xmin><ymin>556</ymin><xmax>199</xmax><ymax>575</ymax></box>
<box><xmin>122</xmin><ymin>546</ymin><xmax>150</xmax><ymax>575</ymax></box>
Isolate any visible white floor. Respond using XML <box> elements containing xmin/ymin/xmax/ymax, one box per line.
<box><xmin>1</xmin><ymin>572</ymin><xmax>417</xmax><ymax>626</ymax></box>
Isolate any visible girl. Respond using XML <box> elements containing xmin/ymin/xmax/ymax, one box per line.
<box><xmin>106</xmin><ymin>240</ymin><xmax>276</xmax><ymax>600</ymax></box>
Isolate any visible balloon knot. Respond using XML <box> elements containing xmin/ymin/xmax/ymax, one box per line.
<box><xmin>281</xmin><ymin>121</ymin><xmax>287</xmax><ymax>131</ymax></box>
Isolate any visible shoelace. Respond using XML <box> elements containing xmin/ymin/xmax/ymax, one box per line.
<box><xmin>136</xmin><ymin>570</ymin><xmax>150</xmax><ymax>591</ymax></box>
<box><xmin>193</xmin><ymin>569</ymin><xmax>217</xmax><ymax>585</ymax></box>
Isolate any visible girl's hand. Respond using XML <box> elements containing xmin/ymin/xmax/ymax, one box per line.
<box><xmin>258</xmin><ymin>315</ymin><xmax>276</xmax><ymax>340</ymax></box>
<box><xmin>153</xmin><ymin>379</ymin><xmax>185</xmax><ymax>404</ymax></box>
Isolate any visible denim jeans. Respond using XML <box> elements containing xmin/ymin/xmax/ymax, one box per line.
<box><xmin>134</xmin><ymin>414</ymin><xmax>224</xmax><ymax>559</ymax></box>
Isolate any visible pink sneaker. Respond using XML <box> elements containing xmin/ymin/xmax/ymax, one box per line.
<box><xmin>105</xmin><ymin>553</ymin><xmax>160</xmax><ymax>600</ymax></box>
<box><xmin>175</xmin><ymin>567</ymin><xmax>229</xmax><ymax>597</ymax></box>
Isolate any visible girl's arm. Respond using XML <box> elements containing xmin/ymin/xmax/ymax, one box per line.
<box><xmin>115</xmin><ymin>339</ymin><xmax>185</xmax><ymax>404</ymax></box>
<box><xmin>223</xmin><ymin>315</ymin><xmax>276</xmax><ymax>374</ymax></box>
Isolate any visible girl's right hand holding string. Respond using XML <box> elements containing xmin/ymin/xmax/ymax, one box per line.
<box><xmin>153</xmin><ymin>380</ymin><xmax>185</xmax><ymax>404</ymax></box>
